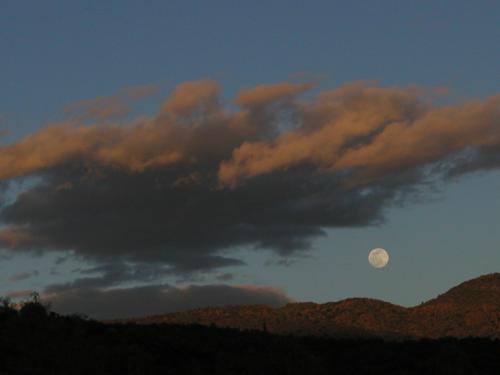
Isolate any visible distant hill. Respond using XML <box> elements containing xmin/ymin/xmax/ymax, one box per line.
<box><xmin>122</xmin><ymin>273</ymin><xmax>500</xmax><ymax>339</ymax></box>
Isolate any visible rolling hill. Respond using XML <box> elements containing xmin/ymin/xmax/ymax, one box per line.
<box><xmin>122</xmin><ymin>273</ymin><xmax>500</xmax><ymax>339</ymax></box>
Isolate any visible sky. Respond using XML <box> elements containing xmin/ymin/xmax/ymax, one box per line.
<box><xmin>0</xmin><ymin>1</ymin><xmax>499</xmax><ymax>319</ymax></box>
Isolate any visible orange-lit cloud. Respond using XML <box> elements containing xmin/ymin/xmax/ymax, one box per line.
<box><xmin>160</xmin><ymin>79</ymin><xmax>220</xmax><ymax>116</ymax></box>
<box><xmin>0</xmin><ymin>80</ymin><xmax>313</xmax><ymax>181</ymax></box>
<box><xmin>234</xmin><ymin>82</ymin><xmax>313</xmax><ymax>108</ymax></box>
<box><xmin>335</xmin><ymin>96</ymin><xmax>500</xmax><ymax>176</ymax></box>
<box><xmin>0</xmin><ymin>79</ymin><xmax>498</xmax><ymax>275</ymax></box>
<box><xmin>0</xmin><ymin>226</ymin><xmax>38</xmax><ymax>249</ymax></box>
<box><xmin>64</xmin><ymin>83</ymin><xmax>158</xmax><ymax>121</ymax></box>
<box><xmin>219</xmin><ymin>83</ymin><xmax>500</xmax><ymax>186</ymax></box>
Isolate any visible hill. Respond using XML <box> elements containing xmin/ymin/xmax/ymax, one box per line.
<box><xmin>1</xmin><ymin>274</ymin><xmax>500</xmax><ymax>373</ymax></box>
<box><xmin>123</xmin><ymin>273</ymin><xmax>500</xmax><ymax>339</ymax></box>
<box><xmin>1</xmin><ymin>299</ymin><xmax>500</xmax><ymax>374</ymax></box>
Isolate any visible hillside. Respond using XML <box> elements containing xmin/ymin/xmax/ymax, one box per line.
<box><xmin>407</xmin><ymin>273</ymin><xmax>500</xmax><ymax>338</ymax></box>
<box><xmin>1</xmin><ymin>301</ymin><xmax>500</xmax><ymax>374</ymax></box>
<box><xmin>123</xmin><ymin>273</ymin><xmax>500</xmax><ymax>339</ymax></box>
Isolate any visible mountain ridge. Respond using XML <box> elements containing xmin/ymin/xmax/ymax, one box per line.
<box><xmin>118</xmin><ymin>273</ymin><xmax>500</xmax><ymax>339</ymax></box>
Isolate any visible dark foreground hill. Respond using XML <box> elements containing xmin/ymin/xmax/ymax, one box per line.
<box><xmin>1</xmin><ymin>301</ymin><xmax>500</xmax><ymax>374</ymax></box>
<box><xmin>125</xmin><ymin>273</ymin><xmax>500</xmax><ymax>339</ymax></box>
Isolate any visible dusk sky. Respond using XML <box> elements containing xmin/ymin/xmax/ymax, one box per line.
<box><xmin>1</xmin><ymin>1</ymin><xmax>499</xmax><ymax>318</ymax></box>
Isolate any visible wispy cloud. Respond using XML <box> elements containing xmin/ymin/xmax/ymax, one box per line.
<box><xmin>64</xmin><ymin>83</ymin><xmax>159</xmax><ymax>122</ymax></box>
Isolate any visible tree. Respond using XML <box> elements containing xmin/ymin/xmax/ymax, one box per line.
<box><xmin>19</xmin><ymin>291</ymin><xmax>48</xmax><ymax>319</ymax></box>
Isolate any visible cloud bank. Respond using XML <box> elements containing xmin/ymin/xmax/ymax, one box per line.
<box><xmin>44</xmin><ymin>284</ymin><xmax>291</xmax><ymax>320</ymax></box>
<box><xmin>0</xmin><ymin>79</ymin><xmax>498</xmax><ymax>276</ymax></box>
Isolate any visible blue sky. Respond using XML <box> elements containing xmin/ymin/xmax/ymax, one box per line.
<box><xmin>0</xmin><ymin>1</ymin><xmax>499</xmax><ymax>314</ymax></box>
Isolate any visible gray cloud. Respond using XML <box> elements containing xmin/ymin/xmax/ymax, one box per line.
<box><xmin>0</xmin><ymin>80</ymin><xmax>498</xmax><ymax>278</ymax></box>
<box><xmin>0</xmin><ymin>163</ymin><xmax>394</xmax><ymax>272</ymax></box>
<box><xmin>45</xmin><ymin>262</ymin><xmax>171</xmax><ymax>293</ymax></box>
<box><xmin>216</xmin><ymin>273</ymin><xmax>234</xmax><ymax>281</ymax></box>
<box><xmin>44</xmin><ymin>284</ymin><xmax>292</xmax><ymax>320</ymax></box>
<box><xmin>442</xmin><ymin>144</ymin><xmax>500</xmax><ymax>179</ymax></box>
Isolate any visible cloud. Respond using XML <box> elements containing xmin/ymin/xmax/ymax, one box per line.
<box><xmin>0</xmin><ymin>79</ymin><xmax>498</xmax><ymax>277</ymax></box>
<box><xmin>44</xmin><ymin>283</ymin><xmax>292</xmax><ymax>320</ymax></box>
<box><xmin>160</xmin><ymin>79</ymin><xmax>220</xmax><ymax>117</ymax></box>
<box><xmin>64</xmin><ymin>84</ymin><xmax>158</xmax><ymax>122</ymax></box>
<box><xmin>44</xmin><ymin>262</ymin><xmax>171</xmax><ymax>293</ymax></box>
<box><xmin>8</xmin><ymin>270</ymin><xmax>39</xmax><ymax>282</ymax></box>
<box><xmin>219</xmin><ymin>84</ymin><xmax>500</xmax><ymax>186</ymax></box>
<box><xmin>216</xmin><ymin>273</ymin><xmax>234</xmax><ymax>281</ymax></box>
<box><xmin>234</xmin><ymin>82</ymin><xmax>313</xmax><ymax>108</ymax></box>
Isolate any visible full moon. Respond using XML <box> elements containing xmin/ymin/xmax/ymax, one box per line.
<box><xmin>368</xmin><ymin>248</ymin><xmax>389</xmax><ymax>268</ymax></box>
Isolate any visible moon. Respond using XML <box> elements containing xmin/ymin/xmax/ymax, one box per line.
<box><xmin>368</xmin><ymin>248</ymin><xmax>389</xmax><ymax>268</ymax></box>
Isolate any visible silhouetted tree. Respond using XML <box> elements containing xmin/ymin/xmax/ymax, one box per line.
<box><xmin>19</xmin><ymin>291</ymin><xmax>48</xmax><ymax>319</ymax></box>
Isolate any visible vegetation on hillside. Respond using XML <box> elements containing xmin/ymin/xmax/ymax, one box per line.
<box><xmin>0</xmin><ymin>294</ymin><xmax>500</xmax><ymax>374</ymax></box>
<box><xmin>123</xmin><ymin>273</ymin><xmax>500</xmax><ymax>339</ymax></box>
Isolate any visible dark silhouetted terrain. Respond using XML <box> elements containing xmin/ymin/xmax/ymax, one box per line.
<box><xmin>124</xmin><ymin>273</ymin><xmax>500</xmax><ymax>339</ymax></box>
<box><xmin>1</xmin><ymin>274</ymin><xmax>500</xmax><ymax>374</ymax></box>
<box><xmin>1</xmin><ymin>300</ymin><xmax>500</xmax><ymax>374</ymax></box>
